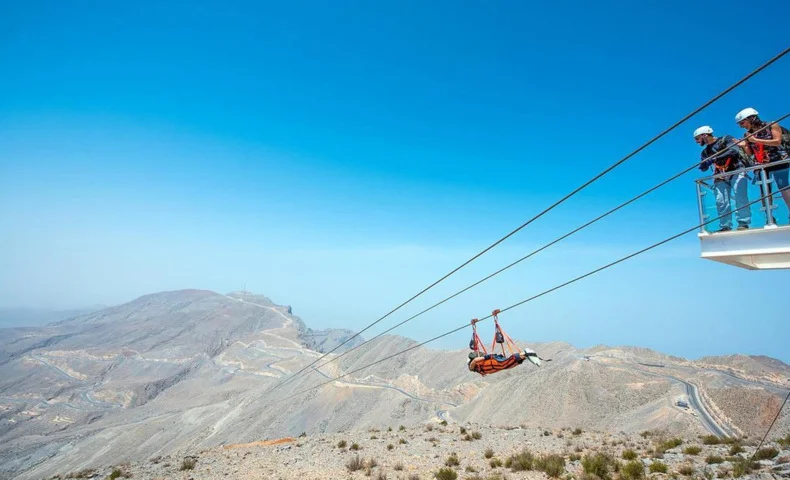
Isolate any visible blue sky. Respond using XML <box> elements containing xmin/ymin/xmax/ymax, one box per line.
<box><xmin>1</xmin><ymin>1</ymin><xmax>789</xmax><ymax>362</ymax></box>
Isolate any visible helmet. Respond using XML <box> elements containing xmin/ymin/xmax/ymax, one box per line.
<box><xmin>693</xmin><ymin>126</ymin><xmax>713</xmax><ymax>138</ymax></box>
<box><xmin>735</xmin><ymin>108</ymin><xmax>759</xmax><ymax>123</ymax></box>
<box><xmin>468</xmin><ymin>351</ymin><xmax>478</xmax><ymax>360</ymax></box>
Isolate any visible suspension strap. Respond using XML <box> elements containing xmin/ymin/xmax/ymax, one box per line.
<box><xmin>470</xmin><ymin>318</ymin><xmax>487</xmax><ymax>354</ymax></box>
<box><xmin>490</xmin><ymin>309</ymin><xmax>518</xmax><ymax>356</ymax></box>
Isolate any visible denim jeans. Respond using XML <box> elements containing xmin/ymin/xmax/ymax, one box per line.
<box><xmin>714</xmin><ymin>171</ymin><xmax>750</xmax><ymax>229</ymax></box>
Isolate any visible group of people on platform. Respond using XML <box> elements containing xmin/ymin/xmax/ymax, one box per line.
<box><xmin>694</xmin><ymin>107</ymin><xmax>790</xmax><ymax>231</ymax></box>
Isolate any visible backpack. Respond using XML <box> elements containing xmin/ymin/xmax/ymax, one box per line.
<box><xmin>711</xmin><ymin>135</ymin><xmax>752</xmax><ymax>169</ymax></box>
<box><xmin>781</xmin><ymin>126</ymin><xmax>790</xmax><ymax>158</ymax></box>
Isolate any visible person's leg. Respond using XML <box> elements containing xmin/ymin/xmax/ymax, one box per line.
<box><xmin>713</xmin><ymin>179</ymin><xmax>732</xmax><ymax>230</ymax></box>
<box><xmin>772</xmin><ymin>166</ymin><xmax>790</xmax><ymax>223</ymax></box>
<box><xmin>732</xmin><ymin>172</ymin><xmax>751</xmax><ymax>229</ymax></box>
<box><xmin>759</xmin><ymin>167</ymin><xmax>777</xmax><ymax>225</ymax></box>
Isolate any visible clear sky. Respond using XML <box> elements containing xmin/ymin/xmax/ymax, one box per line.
<box><xmin>1</xmin><ymin>1</ymin><xmax>789</xmax><ymax>362</ymax></box>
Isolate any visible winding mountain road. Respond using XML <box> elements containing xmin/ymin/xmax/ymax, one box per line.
<box><xmin>670</xmin><ymin>375</ymin><xmax>729</xmax><ymax>437</ymax></box>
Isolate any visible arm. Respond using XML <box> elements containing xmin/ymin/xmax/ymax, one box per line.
<box><xmin>723</xmin><ymin>135</ymin><xmax>743</xmax><ymax>158</ymax></box>
<box><xmin>747</xmin><ymin>124</ymin><xmax>783</xmax><ymax>147</ymax></box>
<box><xmin>699</xmin><ymin>149</ymin><xmax>713</xmax><ymax>171</ymax></box>
<box><xmin>468</xmin><ymin>357</ymin><xmax>481</xmax><ymax>371</ymax></box>
<box><xmin>733</xmin><ymin>133</ymin><xmax>754</xmax><ymax>156</ymax></box>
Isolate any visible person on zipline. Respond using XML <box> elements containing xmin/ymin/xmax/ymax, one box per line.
<box><xmin>467</xmin><ymin>311</ymin><xmax>547</xmax><ymax>376</ymax></box>
<box><xmin>467</xmin><ymin>348</ymin><xmax>541</xmax><ymax>375</ymax></box>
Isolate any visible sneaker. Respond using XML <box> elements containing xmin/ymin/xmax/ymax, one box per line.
<box><xmin>523</xmin><ymin>349</ymin><xmax>541</xmax><ymax>367</ymax></box>
<box><xmin>737</xmin><ymin>224</ymin><xmax>749</xmax><ymax>230</ymax></box>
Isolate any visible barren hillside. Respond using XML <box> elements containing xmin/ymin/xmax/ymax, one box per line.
<box><xmin>40</xmin><ymin>424</ymin><xmax>790</xmax><ymax>480</ymax></box>
<box><xmin>1</xmin><ymin>289</ymin><xmax>788</xmax><ymax>480</ymax></box>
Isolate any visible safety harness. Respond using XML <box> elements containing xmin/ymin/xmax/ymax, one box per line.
<box><xmin>468</xmin><ymin>310</ymin><xmax>524</xmax><ymax>376</ymax></box>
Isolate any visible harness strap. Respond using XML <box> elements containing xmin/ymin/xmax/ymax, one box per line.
<box><xmin>470</xmin><ymin>318</ymin><xmax>487</xmax><ymax>354</ymax></box>
<box><xmin>490</xmin><ymin>309</ymin><xmax>518</xmax><ymax>357</ymax></box>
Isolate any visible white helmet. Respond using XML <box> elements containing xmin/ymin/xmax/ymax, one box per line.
<box><xmin>735</xmin><ymin>107</ymin><xmax>759</xmax><ymax>123</ymax></box>
<box><xmin>693</xmin><ymin>126</ymin><xmax>713</xmax><ymax>138</ymax></box>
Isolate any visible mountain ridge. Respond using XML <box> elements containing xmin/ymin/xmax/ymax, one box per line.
<box><xmin>1</xmin><ymin>289</ymin><xmax>787</xmax><ymax>480</ymax></box>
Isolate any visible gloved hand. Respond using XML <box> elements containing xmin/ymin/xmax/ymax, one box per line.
<box><xmin>699</xmin><ymin>159</ymin><xmax>713</xmax><ymax>171</ymax></box>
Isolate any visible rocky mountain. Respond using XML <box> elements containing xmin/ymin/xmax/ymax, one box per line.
<box><xmin>299</xmin><ymin>327</ymin><xmax>366</xmax><ymax>354</ymax></box>
<box><xmin>0</xmin><ymin>289</ymin><xmax>788</xmax><ymax>480</ymax></box>
<box><xmin>0</xmin><ymin>306</ymin><xmax>103</xmax><ymax>329</ymax></box>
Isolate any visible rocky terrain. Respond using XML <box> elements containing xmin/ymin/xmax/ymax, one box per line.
<box><xmin>43</xmin><ymin>424</ymin><xmax>790</xmax><ymax>480</ymax></box>
<box><xmin>1</xmin><ymin>289</ymin><xmax>788</xmax><ymax>480</ymax></box>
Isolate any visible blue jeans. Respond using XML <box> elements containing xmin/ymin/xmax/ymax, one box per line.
<box><xmin>483</xmin><ymin>353</ymin><xmax>524</xmax><ymax>364</ymax></box>
<box><xmin>714</xmin><ymin>171</ymin><xmax>750</xmax><ymax>229</ymax></box>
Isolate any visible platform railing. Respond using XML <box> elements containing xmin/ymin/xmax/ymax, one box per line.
<box><xmin>695</xmin><ymin>158</ymin><xmax>790</xmax><ymax>234</ymax></box>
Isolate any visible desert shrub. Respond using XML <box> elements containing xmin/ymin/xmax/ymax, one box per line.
<box><xmin>535</xmin><ymin>453</ymin><xmax>566</xmax><ymax>478</ymax></box>
<box><xmin>701</xmin><ymin>435</ymin><xmax>721</xmax><ymax>445</ymax></box>
<box><xmin>434</xmin><ymin>467</ymin><xmax>457</xmax><ymax>480</ymax></box>
<box><xmin>347</xmin><ymin>454</ymin><xmax>364</xmax><ymax>472</ymax></box>
<box><xmin>337</xmin><ymin>439</ymin><xmax>347</xmax><ymax>448</ymax></box>
<box><xmin>459</xmin><ymin>426</ymin><xmax>466</xmax><ymax>434</ymax></box>
<box><xmin>622</xmin><ymin>449</ymin><xmax>637</xmax><ymax>460</ymax></box>
<box><xmin>484</xmin><ymin>448</ymin><xmax>494</xmax><ymax>459</ymax></box>
<box><xmin>179</xmin><ymin>457</ymin><xmax>196</xmax><ymax>471</ymax></box>
<box><xmin>506</xmin><ymin>449</ymin><xmax>534</xmax><ymax>471</ymax></box>
<box><xmin>619</xmin><ymin>460</ymin><xmax>644</xmax><ymax>480</ymax></box>
<box><xmin>376</xmin><ymin>471</ymin><xmax>387</xmax><ymax>480</ymax></box>
<box><xmin>471</xmin><ymin>431</ymin><xmax>482</xmax><ymax>440</ymax></box>
<box><xmin>489</xmin><ymin>458</ymin><xmax>503</xmax><ymax>468</ymax></box>
<box><xmin>350</xmin><ymin>442</ymin><xmax>360</xmax><ymax>450</ymax></box>
<box><xmin>465</xmin><ymin>466</ymin><xmax>477</xmax><ymax>473</ymax></box>
<box><xmin>777</xmin><ymin>433</ymin><xmax>790</xmax><ymax>447</ymax></box>
<box><xmin>754</xmin><ymin>447</ymin><xmax>778</xmax><ymax>460</ymax></box>
<box><xmin>440</xmin><ymin>420</ymin><xmax>447</xmax><ymax>426</ymax></box>
<box><xmin>445</xmin><ymin>453</ymin><xmax>460</xmax><ymax>467</ymax></box>
<box><xmin>683</xmin><ymin>445</ymin><xmax>701</xmax><ymax>455</ymax></box>
<box><xmin>387</xmin><ymin>444</ymin><xmax>394</xmax><ymax>450</ymax></box>
<box><xmin>705</xmin><ymin>455</ymin><xmax>724</xmax><ymax>464</ymax></box>
<box><xmin>569</xmin><ymin>453</ymin><xmax>581</xmax><ymax>462</ymax></box>
<box><xmin>649</xmin><ymin>461</ymin><xmax>667</xmax><ymax>473</ymax></box>
<box><xmin>367</xmin><ymin>458</ymin><xmax>378</xmax><ymax>468</ymax></box>
<box><xmin>393</xmin><ymin>462</ymin><xmax>404</xmax><ymax>471</ymax></box>
<box><xmin>581</xmin><ymin>452</ymin><xmax>615</xmax><ymax>480</ymax></box>
<box><xmin>399</xmin><ymin>425</ymin><xmax>406</xmax><ymax>431</ymax></box>
<box><xmin>574</xmin><ymin>428</ymin><xmax>583</xmax><ymax>435</ymax></box>
<box><xmin>661</xmin><ymin>438</ymin><xmax>683</xmax><ymax>451</ymax></box>
<box><xmin>399</xmin><ymin>438</ymin><xmax>407</xmax><ymax>444</ymax></box>
<box><xmin>732</xmin><ymin>458</ymin><xmax>757</xmax><ymax>478</ymax></box>
<box><xmin>109</xmin><ymin>470</ymin><xmax>122</xmax><ymax>480</ymax></box>
<box><xmin>677</xmin><ymin>464</ymin><xmax>694</xmax><ymax>476</ymax></box>
<box><xmin>729</xmin><ymin>443</ymin><xmax>744</xmax><ymax>455</ymax></box>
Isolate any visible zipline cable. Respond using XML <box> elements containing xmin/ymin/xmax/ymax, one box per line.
<box><xmin>261</xmin><ymin>45</ymin><xmax>790</xmax><ymax>397</ymax></box>
<box><xmin>268</xmin><ymin>113</ymin><xmax>790</xmax><ymax>392</ymax></box>
<box><xmin>264</xmin><ymin>183</ymin><xmax>790</xmax><ymax>405</ymax></box>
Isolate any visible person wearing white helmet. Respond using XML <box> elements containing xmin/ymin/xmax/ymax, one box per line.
<box><xmin>734</xmin><ymin>108</ymin><xmax>790</xmax><ymax>224</ymax></box>
<box><xmin>694</xmin><ymin>125</ymin><xmax>750</xmax><ymax>231</ymax></box>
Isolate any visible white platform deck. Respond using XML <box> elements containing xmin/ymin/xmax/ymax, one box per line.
<box><xmin>698</xmin><ymin>225</ymin><xmax>790</xmax><ymax>269</ymax></box>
